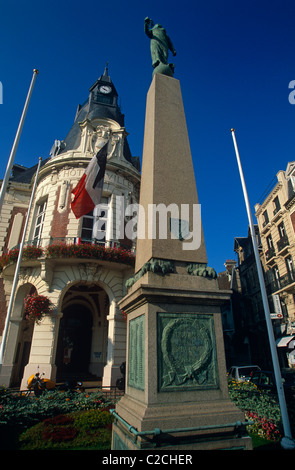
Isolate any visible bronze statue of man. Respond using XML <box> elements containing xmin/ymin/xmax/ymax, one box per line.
<box><xmin>144</xmin><ymin>17</ymin><xmax>176</xmax><ymax>76</ymax></box>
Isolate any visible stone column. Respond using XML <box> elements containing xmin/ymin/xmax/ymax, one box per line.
<box><xmin>20</xmin><ymin>314</ymin><xmax>59</xmax><ymax>390</ymax></box>
<box><xmin>102</xmin><ymin>301</ymin><xmax>126</xmax><ymax>387</ymax></box>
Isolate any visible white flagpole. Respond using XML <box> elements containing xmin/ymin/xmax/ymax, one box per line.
<box><xmin>0</xmin><ymin>157</ymin><xmax>42</xmax><ymax>365</ymax></box>
<box><xmin>231</xmin><ymin>128</ymin><xmax>295</xmax><ymax>449</ymax></box>
<box><xmin>0</xmin><ymin>69</ymin><xmax>39</xmax><ymax>215</ymax></box>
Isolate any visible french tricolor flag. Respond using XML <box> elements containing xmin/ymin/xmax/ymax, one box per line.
<box><xmin>71</xmin><ymin>142</ymin><xmax>108</xmax><ymax>219</ymax></box>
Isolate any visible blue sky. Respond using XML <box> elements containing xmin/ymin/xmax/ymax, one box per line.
<box><xmin>1</xmin><ymin>0</ymin><xmax>294</xmax><ymax>273</ymax></box>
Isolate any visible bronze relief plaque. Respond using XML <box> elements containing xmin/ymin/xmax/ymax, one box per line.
<box><xmin>128</xmin><ymin>314</ymin><xmax>145</xmax><ymax>390</ymax></box>
<box><xmin>157</xmin><ymin>312</ymin><xmax>219</xmax><ymax>392</ymax></box>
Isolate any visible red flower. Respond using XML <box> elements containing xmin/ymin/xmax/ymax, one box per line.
<box><xmin>121</xmin><ymin>310</ymin><xmax>127</xmax><ymax>321</ymax></box>
<box><xmin>24</xmin><ymin>293</ymin><xmax>52</xmax><ymax>324</ymax></box>
<box><xmin>45</xmin><ymin>243</ymin><xmax>135</xmax><ymax>266</ymax></box>
<box><xmin>0</xmin><ymin>245</ymin><xmax>43</xmax><ymax>271</ymax></box>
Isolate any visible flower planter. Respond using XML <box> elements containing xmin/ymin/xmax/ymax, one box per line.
<box><xmin>0</xmin><ymin>243</ymin><xmax>135</xmax><ymax>272</ymax></box>
<box><xmin>24</xmin><ymin>293</ymin><xmax>52</xmax><ymax>324</ymax></box>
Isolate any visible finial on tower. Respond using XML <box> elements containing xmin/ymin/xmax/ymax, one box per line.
<box><xmin>103</xmin><ymin>62</ymin><xmax>109</xmax><ymax>77</ymax></box>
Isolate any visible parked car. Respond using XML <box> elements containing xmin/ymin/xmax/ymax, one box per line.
<box><xmin>228</xmin><ymin>365</ymin><xmax>261</xmax><ymax>382</ymax></box>
<box><xmin>250</xmin><ymin>369</ymin><xmax>295</xmax><ymax>398</ymax></box>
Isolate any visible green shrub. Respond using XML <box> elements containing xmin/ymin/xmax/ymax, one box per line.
<box><xmin>73</xmin><ymin>409</ymin><xmax>113</xmax><ymax>430</ymax></box>
<box><xmin>0</xmin><ymin>388</ymin><xmax>109</xmax><ymax>428</ymax></box>
<box><xmin>0</xmin><ymin>388</ymin><xmax>117</xmax><ymax>449</ymax></box>
<box><xmin>18</xmin><ymin>422</ymin><xmax>46</xmax><ymax>450</ymax></box>
<box><xmin>228</xmin><ymin>379</ymin><xmax>283</xmax><ymax>441</ymax></box>
<box><xmin>0</xmin><ymin>390</ymin><xmax>113</xmax><ymax>436</ymax></box>
<box><xmin>19</xmin><ymin>408</ymin><xmax>114</xmax><ymax>450</ymax></box>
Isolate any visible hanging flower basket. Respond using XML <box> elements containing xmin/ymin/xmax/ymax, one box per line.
<box><xmin>24</xmin><ymin>293</ymin><xmax>52</xmax><ymax>324</ymax></box>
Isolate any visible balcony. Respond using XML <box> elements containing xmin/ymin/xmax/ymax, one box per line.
<box><xmin>23</xmin><ymin>236</ymin><xmax>119</xmax><ymax>249</ymax></box>
<box><xmin>277</xmin><ymin>270</ymin><xmax>295</xmax><ymax>292</ymax></box>
<box><xmin>265</xmin><ymin>247</ymin><xmax>276</xmax><ymax>263</ymax></box>
<box><xmin>10</xmin><ymin>236</ymin><xmax>132</xmax><ymax>252</ymax></box>
<box><xmin>266</xmin><ymin>269</ymin><xmax>295</xmax><ymax>295</ymax></box>
<box><xmin>261</xmin><ymin>220</ymin><xmax>271</xmax><ymax>234</ymax></box>
<box><xmin>277</xmin><ymin>235</ymin><xmax>289</xmax><ymax>254</ymax></box>
<box><xmin>272</xmin><ymin>200</ymin><xmax>282</xmax><ymax>222</ymax></box>
<box><xmin>0</xmin><ymin>237</ymin><xmax>135</xmax><ymax>276</ymax></box>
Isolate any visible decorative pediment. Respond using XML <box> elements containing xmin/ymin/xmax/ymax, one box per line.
<box><xmin>78</xmin><ymin>119</ymin><xmax>125</xmax><ymax>161</ymax></box>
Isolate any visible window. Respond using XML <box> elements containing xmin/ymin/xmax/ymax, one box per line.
<box><xmin>33</xmin><ymin>201</ymin><xmax>47</xmax><ymax>244</ymax></box>
<box><xmin>267</xmin><ymin>235</ymin><xmax>274</xmax><ymax>249</ymax></box>
<box><xmin>278</xmin><ymin>222</ymin><xmax>286</xmax><ymax>239</ymax></box>
<box><xmin>273</xmin><ymin>265</ymin><xmax>280</xmax><ymax>289</ymax></box>
<box><xmin>277</xmin><ymin>222</ymin><xmax>289</xmax><ymax>252</ymax></box>
<box><xmin>93</xmin><ymin>204</ymin><xmax>108</xmax><ymax>242</ymax></box>
<box><xmin>266</xmin><ymin>234</ymin><xmax>275</xmax><ymax>261</ymax></box>
<box><xmin>273</xmin><ymin>196</ymin><xmax>281</xmax><ymax>215</ymax></box>
<box><xmin>81</xmin><ymin>211</ymin><xmax>94</xmax><ymax>241</ymax></box>
<box><xmin>262</xmin><ymin>210</ymin><xmax>269</xmax><ymax>227</ymax></box>
<box><xmin>286</xmin><ymin>256</ymin><xmax>294</xmax><ymax>281</ymax></box>
<box><xmin>81</xmin><ymin>198</ymin><xmax>109</xmax><ymax>244</ymax></box>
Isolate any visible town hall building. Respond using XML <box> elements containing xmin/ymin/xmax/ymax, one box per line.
<box><xmin>0</xmin><ymin>66</ymin><xmax>141</xmax><ymax>389</ymax></box>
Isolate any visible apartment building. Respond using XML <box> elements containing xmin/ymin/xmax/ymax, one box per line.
<box><xmin>255</xmin><ymin>162</ymin><xmax>295</xmax><ymax>367</ymax></box>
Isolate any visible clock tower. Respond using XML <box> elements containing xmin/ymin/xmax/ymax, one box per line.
<box><xmin>89</xmin><ymin>64</ymin><xmax>119</xmax><ymax>109</ymax></box>
<box><xmin>53</xmin><ymin>64</ymin><xmax>140</xmax><ymax>171</ymax></box>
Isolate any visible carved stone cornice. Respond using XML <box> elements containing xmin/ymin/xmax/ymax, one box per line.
<box><xmin>255</xmin><ymin>182</ymin><xmax>282</xmax><ymax>216</ymax></box>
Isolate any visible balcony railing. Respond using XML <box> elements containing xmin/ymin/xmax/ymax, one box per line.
<box><xmin>265</xmin><ymin>247</ymin><xmax>276</xmax><ymax>262</ymax></box>
<box><xmin>277</xmin><ymin>235</ymin><xmax>289</xmax><ymax>253</ymax></box>
<box><xmin>277</xmin><ymin>270</ymin><xmax>295</xmax><ymax>291</ymax></box>
<box><xmin>24</xmin><ymin>237</ymin><xmax>108</xmax><ymax>249</ymax></box>
<box><xmin>0</xmin><ymin>237</ymin><xmax>135</xmax><ymax>272</ymax></box>
<box><xmin>11</xmin><ymin>237</ymin><xmax>133</xmax><ymax>251</ymax></box>
<box><xmin>266</xmin><ymin>269</ymin><xmax>295</xmax><ymax>294</ymax></box>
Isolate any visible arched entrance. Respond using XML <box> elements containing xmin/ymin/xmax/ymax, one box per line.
<box><xmin>56</xmin><ymin>282</ymin><xmax>109</xmax><ymax>381</ymax></box>
<box><xmin>56</xmin><ymin>305</ymin><xmax>93</xmax><ymax>380</ymax></box>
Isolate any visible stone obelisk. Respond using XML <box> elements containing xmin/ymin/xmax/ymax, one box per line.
<box><xmin>134</xmin><ymin>73</ymin><xmax>208</xmax><ymax>270</ymax></box>
<box><xmin>111</xmin><ymin>19</ymin><xmax>251</xmax><ymax>451</ymax></box>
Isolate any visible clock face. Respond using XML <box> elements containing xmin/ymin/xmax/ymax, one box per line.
<box><xmin>99</xmin><ymin>85</ymin><xmax>112</xmax><ymax>94</ymax></box>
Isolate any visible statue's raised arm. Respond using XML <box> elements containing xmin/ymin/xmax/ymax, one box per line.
<box><xmin>144</xmin><ymin>17</ymin><xmax>153</xmax><ymax>39</ymax></box>
<box><xmin>144</xmin><ymin>17</ymin><xmax>176</xmax><ymax>77</ymax></box>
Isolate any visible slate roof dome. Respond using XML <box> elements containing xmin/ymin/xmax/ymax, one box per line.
<box><xmin>56</xmin><ymin>65</ymin><xmax>137</xmax><ymax>168</ymax></box>
<box><xmin>7</xmin><ymin>65</ymin><xmax>140</xmax><ymax>185</ymax></box>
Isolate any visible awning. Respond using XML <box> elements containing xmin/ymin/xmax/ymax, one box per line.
<box><xmin>276</xmin><ymin>336</ymin><xmax>295</xmax><ymax>347</ymax></box>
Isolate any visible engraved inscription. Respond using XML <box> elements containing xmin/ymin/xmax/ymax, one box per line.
<box><xmin>128</xmin><ymin>314</ymin><xmax>145</xmax><ymax>390</ymax></box>
<box><xmin>157</xmin><ymin>313</ymin><xmax>219</xmax><ymax>392</ymax></box>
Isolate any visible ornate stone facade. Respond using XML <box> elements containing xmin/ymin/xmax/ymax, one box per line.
<box><xmin>0</xmin><ymin>68</ymin><xmax>140</xmax><ymax>389</ymax></box>
<box><xmin>255</xmin><ymin>162</ymin><xmax>295</xmax><ymax>367</ymax></box>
